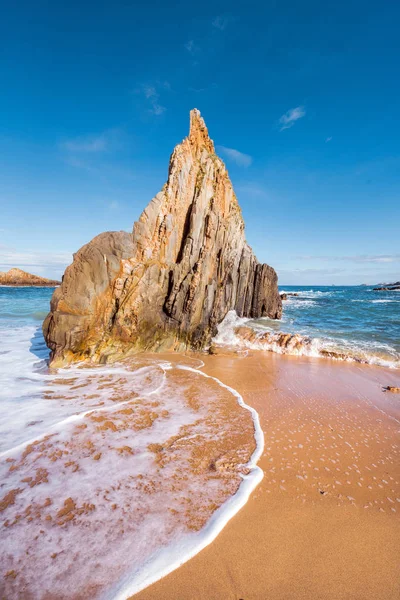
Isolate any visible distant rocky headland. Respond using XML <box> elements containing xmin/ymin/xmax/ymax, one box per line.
<box><xmin>0</xmin><ymin>268</ymin><xmax>60</xmax><ymax>287</ymax></box>
<box><xmin>373</xmin><ymin>281</ymin><xmax>400</xmax><ymax>291</ymax></box>
<box><xmin>44</xmin><ymin>109</ymin><xmax>282</xmax><ymax>366</ymax></box>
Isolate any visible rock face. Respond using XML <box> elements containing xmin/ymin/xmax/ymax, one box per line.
<box><xmin>44</xmin><ymin>109</ymin><xmax>282</xmax><ymax>366</ymax></box>
<box><xmin>0</xmin><ymin>268</ymin><xmax>60</xmax><ymax>287</ymax></box>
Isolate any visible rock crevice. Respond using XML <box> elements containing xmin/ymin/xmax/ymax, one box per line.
<box><xmin>44</xmin><ymin>109</ymin><xmax>282</xmax><ymax>365</ymax></box>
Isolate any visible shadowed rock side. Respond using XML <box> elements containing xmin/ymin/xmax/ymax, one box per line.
<box><xmin>44</xmin><ymin>109</ymin><xmax>282</xmax><ymax>365</ymax></box>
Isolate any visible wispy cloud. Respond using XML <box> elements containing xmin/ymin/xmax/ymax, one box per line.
<box><xmin>212</xmin><ymin>15</ymin><xmax>232</xmax><ymax>31</ymax></box>
<box><xmin>279</xmin><ymin>267</ymin><xmax>345</xmax><ymax>275</ymax></box>
<box><xmin>235</xmin><ymin>184</ymin><xmax>268</xmax><ymax>198</ymax></box>
<box><xmin>60</xmin><ymin>129</ymin><xmax>124</xmax><ymax>155</ymax></box>
<box><xmin>279</xmin><ymin>106</ymin><xmax>306</xmax><ymax>131</ymax></box>
<box><xmin>63</xmin><ymin>155</ymin><xmax>100</xmax><ymax>174</ymax></box>
<box><xmin>189</xmin><ymin>83</ymin><xmax>218</xmax><ymax>93</ymax></box>
<box><xmin>135</xmin><ymin>82</ymin><xmax>168</xmax><ymax>116</ymax></box>
<box><xmin>296</xmin><ymin>254</ymin><xmax>400</xmax><ymax>264</ymax></box>
<box><xmin>185</xmin><ymin>40</ymin><xmax>201</xmax><ymax>56</ymax></box>
<box><xmin>217</xmin><ymin>145</ymin><xmax>252</xmax><ymax>167</ymax></box>
<box><xmin>61</xmin><ymin>135</ymin><xmax>108</xmax><ymax>153</ymax></box>
<box><xmin>342</xmin><ymin>254</ymin><xmax>400</xmax><ymax>264</ymax></box>
<box><xmin>325</xmin><ymin>136</ymin><xmax>333</xmax><ymax>143</ymax></box>
<box><xmin>0</xmin><ymin>250</ymin><xmax>72</xmax><ymax>273</ymax></box>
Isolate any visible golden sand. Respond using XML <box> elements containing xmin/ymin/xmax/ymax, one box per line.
<box><xmin>135</xmin><ymin>352</ymin><xmax>400</xmax><ymax>600</ymax></box>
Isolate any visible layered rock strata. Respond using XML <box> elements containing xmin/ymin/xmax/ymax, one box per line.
<box><xmin>44</xmin><ymin>109</ymin><xmax>282</xmax><ymax>365</ymax></box>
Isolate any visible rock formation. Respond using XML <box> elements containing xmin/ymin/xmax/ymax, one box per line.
<box><xmin>0</xmin><ymin>268</ymin><xmax>60</xmax><ymax>287</ymax></box>
<box><xmin>280</xmin><ymin>292</ymin><xmax>299</xmax><ymax>300</ymax></box>
<box><xmin>44</xmin><ymin>109</ymin><xmax>282</xmax><ymax>366</ymax></box>
<box><xmin>373</xmin><ymin>282</ymin><xmax>400</xmax><ymax>291</ymax></box>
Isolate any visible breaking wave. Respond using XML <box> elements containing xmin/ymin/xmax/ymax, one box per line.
<box><xmin>213</xmin><ymin>311</ymin><xmax>400</xmax><ymax>369</ymax></box>
<box><xmin>0</xmin><ymin>324</ymin><xmax>264</xmax><ymax>599</ymax></box>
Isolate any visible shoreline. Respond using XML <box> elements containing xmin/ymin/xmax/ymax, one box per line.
<box><xmin>134</xmin><ymin>350</ymin><xmax>400</xmax><ymax>600</ymax></box>
<box><xmin>0</xmin><ymin>352</ymin><xmax>262</xmax><ymax>599</ymax></box>
<box><xmin>108</xmin><ymin>360</ymin><xmax>265</xmax><ymax>599</ymax></box>
<box><xmin>0</xmin><ymin>284</ymin><xmax>59</xmax><ymax>288</ymax></box>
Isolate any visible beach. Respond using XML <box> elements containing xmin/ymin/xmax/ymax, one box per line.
<box><xmin>135</xmin><ymin>351</ymin><xmax>400</xmax><ymax>600</ymax></box>
<box><xmin>0</xmin><ymin>287</ymin><xmax>399</xmax><ymax>598</ymax></box>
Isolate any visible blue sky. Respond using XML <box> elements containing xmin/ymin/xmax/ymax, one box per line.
<box><xmin>0</xmin><ymin>0</ymin><xmax>399</xmax><ymax>285</ymax></box>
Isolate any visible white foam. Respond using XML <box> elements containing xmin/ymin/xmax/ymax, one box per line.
<box><xmin>108</xmin><ymin>365</ymin><xmax>264</xmax><ymax>600</ymax></box>
<box><xmin>0</xmin><ymin>324</ymin><xmax>264</xmax><ymax>600</ymax></box>
<box><xmin>280</xmin><ymin>289</ymin><xmax>334</xmax><ymax>298</ymax></box>
<box><xmin>213</xmin><ymin>311</ymin><xmax>400</xmax><ymax>369</ymax></box>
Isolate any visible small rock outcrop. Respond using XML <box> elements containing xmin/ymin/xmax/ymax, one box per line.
<box><xmin>44</xmin><ymin>109</ymin><xmax>282</xmax><ymax>365</ymax></box>
<box><xmin>280</xmin><ymin>292</ymin><xmax>299</xmax><ymax>300</ymax></box>
<box><xmin>0</xmin><ymin>268</ymin><xmax>60</xmax><ymax>287</ymax></box>
<box><xmin>373</xmin><ymin>282</ymin><xmax>400</xmax><ymax>291</ymax></box>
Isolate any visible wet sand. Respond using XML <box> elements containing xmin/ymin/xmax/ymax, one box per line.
<box><xmin>1</xmin><ymin>356</ymin><xmax>259</xmax><ymax>599</ymax></box>
<box><xmin>135</xmin><ymin>352</ymin><xmax>400</xmax><ymax>600</ymax></box>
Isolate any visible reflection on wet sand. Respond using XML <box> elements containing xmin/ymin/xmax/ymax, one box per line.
<box><xmin>136</xmin><ymin>351</ymin><xmax>400</xmax><ymax>600</ymax></box>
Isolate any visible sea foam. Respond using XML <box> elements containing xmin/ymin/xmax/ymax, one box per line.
<box><xmin>0</xmin><ymin>324</ymin><xmax>263</xmax><ymax>599</ymax></box>
<box><xmin>212</xmin><ymin>310</ymin><xmax>400</xmax><ymax>369</ymax></box>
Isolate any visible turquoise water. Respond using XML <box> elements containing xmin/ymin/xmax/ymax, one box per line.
<box><xmin>0</xmin><ymin>286</ymin><xmax>52</xmax><ymax>324</ymax></box>
<box><xmin>0</xmin><ymin>285</ymin><xmax>399</xmax><ymax>367</ymax></box>
<box><xmin>251</xmin><ymin>285</ymin><xmax>400</xmax><ymax>366</ymax></box>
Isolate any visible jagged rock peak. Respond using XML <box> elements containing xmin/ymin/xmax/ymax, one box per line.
<box><xmin>44</xmin><ymin>109</ymin><xmax>281</xmax><ymax>366</ymax></box>
<box><xmin>188</xmin><ymin>108</ymin><xmax>215</xmax><ymax>153</ymax></box>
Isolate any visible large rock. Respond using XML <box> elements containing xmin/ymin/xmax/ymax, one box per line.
<box><xmin>44</xmin><ymin>109</ymin><xmax>282</xmax><ymax>365</ymax></box>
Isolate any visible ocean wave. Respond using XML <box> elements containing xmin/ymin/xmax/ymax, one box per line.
<box><xmin>280</xmin><ymin>289</ymin><xmax>335</xmax><ymax>298</ymax></box>
<box><xmin>0</xmin><ymin>324</ymin><xmax>264</xmax><ymax>599</ymax></box>
<box><xmin>212</xmin><ymin>311</ymin><xmax>399</xmax><ymax>369</ymax></box>
<box><xmin>351</xmin><ymin>299</ymin><xmax>400</xmax><ymax>304</ymax></box>
<box><xmin>0</xmin><ymin>310</ymin><xmax>48</xmax><ymax>320</ymax></box>
<box><xmin>286</xmin><ymin>298</ymin><xmax>317</xmax><ymax>307</ymax></box>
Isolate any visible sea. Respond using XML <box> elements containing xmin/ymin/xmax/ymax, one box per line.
<box><xmin>216</xmin><ymin>285</ymin><xmax>400</xmax><ymax>369</ymax></box>
<box><xmin>0</xmin><ymin>284</ymin><xmax>399</xmax><ymax>598</ymax></box>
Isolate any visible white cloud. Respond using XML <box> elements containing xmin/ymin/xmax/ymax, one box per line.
<box><xmin>150</xmin><ymin>103</ymin><xmax>166</xmax><ymax>116</ymax></box>
<box><xmin>60</xmin><ymin>128</ymin><xmax>124</xmax><ymax>155</ymax></box>
<box><xmin>350</xmin><ymin>255</ymin><xmax>400</xmax><ymax>263</ymax></box>
<box><xmin>136</xmin><ymin>83</ymin><xmax>166</xmax><ymax>116</ymax></box>
<box><xmin>295</xmin><ymin>254</ymin><xmax>400</xmax><ymax>264</ymax></box>
<box><xmin>185</xmin><ymin>40</ymin><xmax>201</xmax><ymax>56</ymax></box>
<box><xmin>143</xmin><ymin>85</ymin><xmax>157</xmax><ymax>99</ymax></box>
<box><xmin>280</xmin><ymin>267</ymin><xmax>345</xmax><ymax>275</ymax></box>
<box><xmin>235</xmin><ymin>184</ymin><xmax>268</xmax><ymax>198</ymax></box>
<box><xmin>61</xmin><ymin>134</ymin><xmax>108</xmax><ymax>153</ymax></box>
<box><xmin>0</xmin><ymin>250</ymin><xmax>72</xmax><ymax>276</ymax></box>
<box><xmin>212</xmin><ymin>15</ymin><xmax>230</xmax><ymax>30</ymax></box>
<box><xmin>217</xmin><ymin>145</ymin><xmax>252</xmax><ymax>167</ymax></box>
<box><xmin>326</xmin><ymin>136</ymin><xmax>333</xmax><ymax>143</ymax></box>
<box><xmin>64</xmin><ymin>156</ymin><xmax>99</xmax><ymax>174</ymax></box>
<box><xmin>279</xmin><ymin>106</ymin><xmax>306</xmax><ymax>131</ymax></box>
